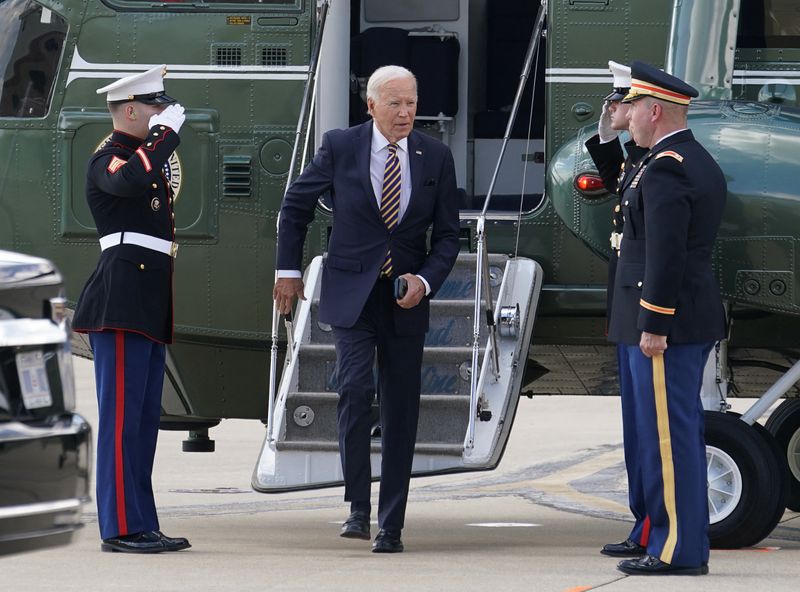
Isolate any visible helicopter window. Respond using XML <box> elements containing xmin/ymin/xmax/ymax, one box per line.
<box><xmin>738</xmin><ymin>0</ymin><xmax>800</xmax><ymax>48</ymax></box>
<box><xmin>0</xmin><ymin>0</ymin><xmax>67</xmax><ymax>118</ymax></box>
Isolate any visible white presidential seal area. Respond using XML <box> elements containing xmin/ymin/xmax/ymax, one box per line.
<box><xmin>94</xmin><ymin>134</ymin><xmax>183</xmax><ymax>201</ymax></box>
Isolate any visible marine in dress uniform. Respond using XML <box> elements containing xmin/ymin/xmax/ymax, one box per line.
<box><xmin>584</xmin><ymin>61</ymin><xmax>652</xmax><ymax>559</ymax></box>
<box><xmin>608</xmin><ymin>61</ymin><xmax>727</xmax><ymax>576</ymax></box>
<box><xmin>273</xmin><ymin>66</ymin><xmax>460</xmax><ymax>553</ymax></box>
<box><xmin>72</xmin><ymin>65</ymin><xmax>190</xmax><ymax>554</ymax></box>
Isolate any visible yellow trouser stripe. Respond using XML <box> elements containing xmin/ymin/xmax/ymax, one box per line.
<box><xmin>652</xmin><ymin>353</ymin><xmax>678</xmax><ymax>564</ymax></box>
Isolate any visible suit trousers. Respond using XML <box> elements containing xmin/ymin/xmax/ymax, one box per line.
<box><xmin>621</xmin><ymin>342</ymin><xmax>713</xmax><ymax>567</ymax></box>
<box><xmin>90</xmin><ymin>330</ymin><xmax>165</xmax><ymax>540</ymax></box>
<box><xmin>332</xmin><ymin>279</ymin><xmax>425</xmax><ymax>532</ymax></box>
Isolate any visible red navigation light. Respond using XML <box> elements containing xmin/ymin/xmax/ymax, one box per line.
<box><xmin>574</xmin><ymin>173</ymin><xmax>608</xmax><ymax>197</ymax></box>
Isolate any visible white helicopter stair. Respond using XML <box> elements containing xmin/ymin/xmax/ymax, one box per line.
<box><xmin>252</xmin><ymin>252</ymin><xmax>542</xmax><ymax>492</ymax></box>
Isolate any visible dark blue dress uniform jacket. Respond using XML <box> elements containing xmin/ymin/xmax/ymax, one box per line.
<box><xmin>607</xmin><ymin>129</ymin><xmax>727</xmax><ymax>345</ymax></box>
<box><xmin>585</xmin><ymin>135</ymin><xmax>648</xmax><ymax>321</ymax></box>
<box><xmin>73</xmin><ymin>127</ymin><xmax>180</xmax><ymax>343</ymax></box>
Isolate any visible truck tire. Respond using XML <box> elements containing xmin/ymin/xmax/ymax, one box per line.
<box><xmin>705</xmin><ymin>411</ymin><xmax>787</xmax><ymax>548</ymax></box>
<box><xmin>765</xmin><ymin>399</ymin><xmax>800</xmax><ymax>512</ymax></box>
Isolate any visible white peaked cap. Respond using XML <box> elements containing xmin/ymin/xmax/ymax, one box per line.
<box><xmin>609</xmin><ymin>60</ymin><xmax>631</xmax><ymax>89</ymax></box>
<box><xmin>96</xmin><ymin>64</ymin><xmax>176</xmax><ymax>104</ymax></box>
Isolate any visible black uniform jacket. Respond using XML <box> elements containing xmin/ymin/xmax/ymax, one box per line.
<box><xmin>585</xmin><ymin>134</ymin><xmax>648</xmax><ymax>321</ymax></box>
<box><xmin>72</xmin><ymin>127</ymin><xmax>180</xmax><ymax>343</ymax></box>
<box><xmin>585</xmin><ymin>135</ymin><xmax>648</xmax><ymax>196</ymax></box>
<box><xmin>607</xmin><ymin>129</ymin><xmax>727</xmax><ymax>345</ymax></box>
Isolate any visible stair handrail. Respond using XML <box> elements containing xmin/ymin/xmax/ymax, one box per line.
<box><xmin>467</xmin><ymin>1</ymin><xmax>546</xmax><ymax>449</ymax></box>
<box><xmin>267</xmin><ymin>0</ymin><xmax>331</xmax><ymax>443</ymax></box>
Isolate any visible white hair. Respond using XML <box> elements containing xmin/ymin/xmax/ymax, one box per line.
<box><xmin>366</xmin><ymin>65</ymin><xmax>417</xmax><ymax>102</ymax></box>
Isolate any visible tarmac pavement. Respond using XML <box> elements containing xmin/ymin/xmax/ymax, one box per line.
<box><xmin>4</xmin><ymin>357</ymin><xmax>798</xmax><ymax>592</ymax></box>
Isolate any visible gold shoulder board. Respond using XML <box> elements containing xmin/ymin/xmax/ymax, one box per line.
<box><xmin>655</xmin><ymin>150</ymin><xmax>684</xmax><ymax>163</ymax></box>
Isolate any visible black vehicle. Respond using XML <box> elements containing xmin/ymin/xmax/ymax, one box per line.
<box><xmin>0</xmin><ymin>250</ymin><xmax>91</xmax><ymax>555</ymax></box>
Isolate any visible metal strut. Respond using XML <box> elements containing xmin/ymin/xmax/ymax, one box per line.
<box><xmin>267</xmin><ymin>0</ymin><xmax>330</xmax><ymax>443</ymax></box>
<box><xmin>466</xmin><ymin>0</ymin><xmax>547</xmax><ymax>449</ymax></box>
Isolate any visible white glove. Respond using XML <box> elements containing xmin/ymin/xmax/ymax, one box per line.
<box><xmin>149</xmin><ymin>104</ymin><xmax>185</xmax><ymax>134</ymax></box>
<box><xmin>598</xmin><ymin>101</ymin><xmax>620</xmax><ymax>143</ymax></box>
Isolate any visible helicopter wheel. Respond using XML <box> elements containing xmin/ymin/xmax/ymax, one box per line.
<box><xmin>705</xmin><ymin>411</ymin><xmax>788</xmax><ymax>548</ymax></box>
<box><xmin>765</xmin><ymin>399</ymin><xmax>800</xmax><ymax>512</ymax></box>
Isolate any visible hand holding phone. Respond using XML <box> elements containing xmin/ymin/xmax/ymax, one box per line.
<box><xmin>394</xmin><ymin>276</ymin><xmax>408</xmax><ymax>300</ymax></box>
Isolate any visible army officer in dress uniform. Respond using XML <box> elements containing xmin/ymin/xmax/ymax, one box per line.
<box><xmin>72</xmin><ymin>65</ymin><xmax>190</xmax><ymax>554</ymax></box>
<box><xmin>607</xmin><ymin>61</ymin><xmax>727</xmax><ymax>576</ymax></box>
<box><xmin>585</xmin><ymin>60</ymin><xmax>652</xmax><ymax>560</ymax></box>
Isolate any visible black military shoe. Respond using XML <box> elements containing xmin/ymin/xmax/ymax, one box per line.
<box><xmin>618</xmin><ymin>554</ymin><xmax>709</xmax><ymax>576</ymax></box>
<box><xmin>101</xmin><ymin>531</ymin><xmax>168</xmax><ymax>554</ymax></box>
<box><xmin>340</xmin><ymin>510</ymin><xmax>371</xmax><ymax>540</ymax></box>
<box><xmin>600</xmin><ymin>538</ymin><xmax>647</xmax><ymax>557</ymax></box>
<box><xmin>152</xmin><ymin>530</ymin><xmax>191</xmax><ymax>551</ymax></box>
<box><xmin>371</xmin><ymin>529</ymin><xmax>403</xmax><ymax>553</ymax></box>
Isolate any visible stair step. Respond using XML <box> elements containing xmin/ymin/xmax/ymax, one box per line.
<box><xmin>276</xmin><ymin>440</ymin><xmax>464</xmax><ymax>455</ymax></box>
<box><xmin>308</xmin><ymin>299</ymin><xmax>487</xmax><ymax>346</ymax></box>
<box><xmin>284</xmin><ymin>391</ymin><xmax>469</xmax><ymax>444</ymax></box>
<box><xmin>295</xmin><ymin>345</ymin><xmax>480</xmax><ymax>395</ymax></box>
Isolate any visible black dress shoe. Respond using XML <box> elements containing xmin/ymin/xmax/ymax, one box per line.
<box><xmin>618</xmin><ymin>554</ymin><xmax>709</xmax><ymax>576</ymax></box>
<box><xmin>101</xmin><ymin>531</ymin><xmax>168</xmax><ymax>554</ymax></box>
<box><xmin>372</xmin><ymin>529</ymin><xmax>403</xmax><ymax>553</ymax></box>
<box><xmin>340</xmin><ymin>510</ymin><xmax>370</xmax><ymax>540</ymax></box>
<box><xmin>152</xmin><ymin>530</ymin><xmax>191</xmax><ymax>551</ymax></box>
<box><xmin>600</xmin><ymin>538</ymin><xmax>647</xmax><ymax>557</ymax></box>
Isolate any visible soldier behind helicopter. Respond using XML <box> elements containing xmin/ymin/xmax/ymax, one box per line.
<box><xmin>584</xmin><ymin>60</ymin><xmax>651</xmax><ymax>560</ymax></box>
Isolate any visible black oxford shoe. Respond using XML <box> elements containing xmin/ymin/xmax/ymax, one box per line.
<box><xmin>600</xmin><ymin>538</ymin><xmax>647</xmax><ymax>557</ymax></box>
<box><xmin>618</xmin><ymin>554</ymin><xmax>709</xmax><ymax>576</ymax></box>
<box><xmin>340</xmin><ymin>510</ymin><xmax>371</xmax><ymax>540</ymax></box>
<box><xmin>152</xmin><ymin>530</ymin><xmax>191</xmax><ymax>551</ymax></box>
<box><xmin>372</xmin><ymin>529</ymin><xmax>403</xmax><ymax>553</ymax></box>
<box><xmin>101</xmin><ymin>531</ymin><xmax>168</xmax><ymax>554</ymax></box>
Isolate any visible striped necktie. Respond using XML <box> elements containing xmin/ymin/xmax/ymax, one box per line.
<box><xmin>380</xmin><ymin>143</ymin><xmax>401</xmax><ymax>278</ymax></box>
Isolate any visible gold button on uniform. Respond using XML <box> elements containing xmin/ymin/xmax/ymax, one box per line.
<box><xmin>625</xmin><ymin>200</ymin><xmax>629</xmax><ymax>206</ymax></box>
<box><xmin>139</xmin><ymin>264</ymin><xmax>145</xmax><ymax>270</ymax></box>
<box><xmin>151</xmin><ymin>183</ymin><xmax>158</xmax><ymax>189</ymax></box>
<box><xmin>147</xmin><ymin>142</ymin><xmax>152</xmax><ymax>146</ymax></box>
<box><xmin>637</xmin><ymin>281</ymin><xmax>643</xmax><ymax>287</ymax></box>
<box><xmin>153</xmin><ymin>132</ymin><xmax>159</xmax><ymax>137</ymax></box>
<box><xmin>614</xmin><ymin>204</ymin><xmax>621</xmax><ymax>213</ymax></box>
<box><xmin>160</xmin><ymin>126</ymin><xmax>166</xmax><ymax>131</ymax></box>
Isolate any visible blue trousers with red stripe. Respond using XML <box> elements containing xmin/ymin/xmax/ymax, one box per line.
<box><xmin>90</xmin><ymin>330</ymin><xmax>165</xmax><ymax>540</ymax></box>
<box><xmin>620</xmin><ymin>342</ymin><xmax>712</xmax><ymax>568</ymax></box>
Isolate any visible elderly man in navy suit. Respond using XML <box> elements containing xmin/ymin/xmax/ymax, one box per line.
<box><xmin>273</xmin><ymin>65</ymin><xmax>460</xmax><ymax>553</ymax></box>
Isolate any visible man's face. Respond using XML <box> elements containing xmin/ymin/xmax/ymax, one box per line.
<box><xmin>116</xmin><ymin>102</ymin><xmax>168</xmax><ymax>138</ymax></box>
<box><xmin>367</xmin><ymin>76</ymin><xmax>417</xmax><ymax>143</ymax></box>
<box><xmin>626</xmin><ymin>97</ymin><xmax>657</xmax><ymax>147</ymax></box>
<box><xmin>607</xmin><ymin>100</ymin><xmax>630</xmax><ymax>131</ymax></box>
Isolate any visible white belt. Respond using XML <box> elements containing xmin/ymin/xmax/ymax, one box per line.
<box><xmin>99</xmin><ymin>232</ymin><xmax>179</xmax><ymax>258</ymax></box>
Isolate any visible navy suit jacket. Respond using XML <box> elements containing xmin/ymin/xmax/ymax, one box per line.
<box><xmin>277</xmin><ymin>121</ymin><xmax>460</xmax><ymax>334</ymax></box>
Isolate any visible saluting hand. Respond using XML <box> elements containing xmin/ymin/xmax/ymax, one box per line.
<box><xmin>273</xmin><ymin>277</ymin><xmax>305</xmax><ymax>315</ymax></box>
<box><xmin>598</xmin><ymin>101</ymin><xmax>620</xmax><ymax>143</ymax></box>
<box><xmin>640</xmin><ymin>331</ymin><xmax>668</xmax><ymax>358</ymax></box>
<box><xmin>396</xmin><ymin>273</ymin><xmax>425</xmax><ymax>309</ymax></box>
<box><xmin>149</xmin><ymin>104</ymin><xmax>186</xmax><ymax>134</ymax></box>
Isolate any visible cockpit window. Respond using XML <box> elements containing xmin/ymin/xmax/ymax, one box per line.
<box><xmin>738</xmin><ymin>0</ymin><xmax>800</xmax><ymax>48</ymax></box>
<box><xmin>0</xmin><ymin>0</ymin><xmax>67</xmax><ymax>118</ymax></box>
